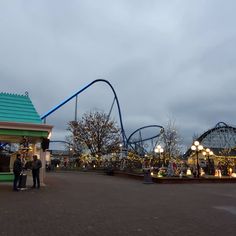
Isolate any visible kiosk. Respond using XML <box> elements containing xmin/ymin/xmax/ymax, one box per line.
<box><xmin>0</xmin><ymin>92</ymin><xmax>53</xmax><ymax>185</ymax></box>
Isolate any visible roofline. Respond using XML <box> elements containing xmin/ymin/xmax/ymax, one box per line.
<box><xmin>0</xmin><ymin>121</ymin><xmax>53</xmax><ymax>133</ymax></box>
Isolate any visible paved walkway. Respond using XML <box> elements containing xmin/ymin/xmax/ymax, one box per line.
<box><xmin>0</xmin><ymin>171</ymin><xmax>236</xmax><ymax>236</ymax></box>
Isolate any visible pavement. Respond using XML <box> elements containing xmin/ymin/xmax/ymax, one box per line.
<box><xmin>0</xmin><ymin>171</ymin><xmax>236</xmax><ymax>236</ymax></box>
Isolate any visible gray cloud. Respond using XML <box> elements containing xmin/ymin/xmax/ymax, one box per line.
<box><xmin>1</xmin><ymin>0</ymin><xmax>236</xmax><ymax>150</ymax></box>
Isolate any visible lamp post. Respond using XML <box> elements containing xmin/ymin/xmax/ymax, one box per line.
<box><xmin>119</xmin><ymin>143</ymin><xmax>123</xmax><ymax>160</ymax></box>
<box><xmin>191</xmin><ymin>141</ymin><xmax>203</xmax><ymax>178</ymax></box>
<box><xmin>154</xmin><ymin>145</ymin><xmax>164</xmax><ymax>167</ymax></box>
<box><xmin>202</xmin><ymin>148</ymin><xmax>214</xmax><ymax>175</ymax></box>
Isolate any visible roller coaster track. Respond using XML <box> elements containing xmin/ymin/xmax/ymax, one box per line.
<box><xmin>40</xmin><ymin>79</ymin><xmax>127</xmax><ymax>147</ymax></box>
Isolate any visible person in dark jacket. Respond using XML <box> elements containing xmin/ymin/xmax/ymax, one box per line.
<box><xmin>31</xmin><ymin>155</ymin><xmax>42</xmax><ymax>189</ymax></box>
<box><xmin>13</xmin><ymin>153</ymin><xmax>23</xmax><ymax>191</ymax></box>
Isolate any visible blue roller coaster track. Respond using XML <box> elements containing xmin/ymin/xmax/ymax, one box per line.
<box><xmin>41</xmin><ymin>79</ymin><xmax>164</xmax><ymax>155</ymax></box>
<box><xmin>41</xmin><ymin>79</ymin><xmax>127</xmax><ymax>147</ymax></box>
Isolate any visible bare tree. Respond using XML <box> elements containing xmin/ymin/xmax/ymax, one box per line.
<box><xmin>67</xmin><ymin>110</ymin><xmax>121</xmax><ymax>157</ymax></box>
<box><xmin>163</xmin><ymin>119</ymin><xmax>183</xmax><ymax>162</ymax></box>
<box><xmin>64</xmin><ymin>134</ymin><xmax>83</xmax><ymax>157</ymax></box>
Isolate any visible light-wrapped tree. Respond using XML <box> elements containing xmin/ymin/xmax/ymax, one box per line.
<box><xmin>163</xmin><ymin>119</ymin><xmax>183</xmax><ymax>164</ymax></box>
<box><xmin>67</xmin><ymin>110</ymin><xmax>121</xmax><ymax>158</ymax></box>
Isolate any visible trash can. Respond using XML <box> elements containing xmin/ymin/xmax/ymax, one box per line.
<box><xmin>105</xmin><ymin>166</ymin><xmax>114</xmax><ymax>176</ymax></box>
<box><xmin>143</xmin><ymin>168</ymin><xmax>153</xmax><ymax>184</ymax></box>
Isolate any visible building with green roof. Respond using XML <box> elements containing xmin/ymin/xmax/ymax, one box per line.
<box><xmin>0</xmin><ymin>92</ymin><xmax>42</xmax><ymax>124</ymax></box>
<box><xmin>0</xmin><ymin>92</ymin><xmax>53</xmax><ymax>183</ymax></box>
<box><xmin>0</xmin><ymin>92</ymin><xmax>52</xmax><ymax>142</ymax></box>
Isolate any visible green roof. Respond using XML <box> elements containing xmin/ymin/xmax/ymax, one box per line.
<box><xmin>0</xmin><ymin>93</ymin><xmax>42</xmax><ymax>124</ymax></box>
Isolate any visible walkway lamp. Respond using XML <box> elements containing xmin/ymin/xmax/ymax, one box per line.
<box><xmin>191</xmin><ymin>141</ymin><xmax>203</xmax><ymax>178</ymax></box>
<box><xmin>154</xmin><ymin>145</ymin><xmax>164</xmax><ymax>167</ymax></box>
<box><xmin>202</xmin><ymin>148</ymin><xmax>214</xmax><ymax>175</ymax></box>
<box><xmin>119</xmin><ymin>143</ymin><xmax>123</xmax><ymax>160</ymax></box>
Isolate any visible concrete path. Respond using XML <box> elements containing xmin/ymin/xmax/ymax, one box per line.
<box><xmin>0</xmin><ymin>171</ymin><xmax>236</xmax><ymax>236</ymax></box>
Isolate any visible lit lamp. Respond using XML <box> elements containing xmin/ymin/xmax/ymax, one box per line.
<box><xmin>191</xmin><ymin>141</ymin><xmax>203</xmax><ymax>178</ymax></box>
<box><xmin>69</xmin><ymin>146</ymin><xmax>73</xmax><ymax>159</ymax></box>
<box><xmin>186</xmin><ymin>168</ymin><xmax>192</xmax><ymax>176</ymax></box>
<box><xmin>202</xmin><ymin>148</ymin><xmax>214</xmax><ymax>175</ymax></box>
<box><xmin>154</xmin><ymin>145</ymin><xmax>164</xmax><ymax>167</ymax></box>
<box><xmin>119</xmin><ymin>143</ymin><xmax>124</xmax><ymax>160</ymax></box>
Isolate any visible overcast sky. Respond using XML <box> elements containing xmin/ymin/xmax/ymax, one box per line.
<box><xmin>1</xmin><ymin>0</ymin><xmax>236</xmax><ymax>150</ymax></box>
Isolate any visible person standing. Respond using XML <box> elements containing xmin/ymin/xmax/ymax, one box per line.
<box><xmin>13</xmin><ymin>153</ymin><xmax>23</xmax><ymax>191</ymax></box>
<box><xmin>31</xmin><ymin>155</ymin><xmax>42</xmax><ymax>189</ymax></box>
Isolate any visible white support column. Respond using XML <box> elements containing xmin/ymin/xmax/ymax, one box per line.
<box><xmin>39</xmin><ymin>149</ymin><xmax>46</xmax><ymax>186</ymax></box>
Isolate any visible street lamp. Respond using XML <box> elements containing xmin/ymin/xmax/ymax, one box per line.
<box><xmin>202</xmin><ymin>148</ymin><xmax>214</xmax><ymax>175</ymax></box>
<box><xmin>119</xmin><ymin>143</ymin><xmax>123</xmax><ymax>159</ymax></box>
<box><xmin>154</xmin><ymin>145</ymin><xmax>164</xmax><ymax>167</ymax></box>
<box><xmin>191</xmin><ymin>141</ymin><xmax>203</xmax><ymax>178</ymax></box>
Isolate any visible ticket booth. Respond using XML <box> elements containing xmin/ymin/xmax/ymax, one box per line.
<box><xmin>0</xmin><ymin>92</ymin><xmax>53</xmax><ymax>184</ymax></box>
